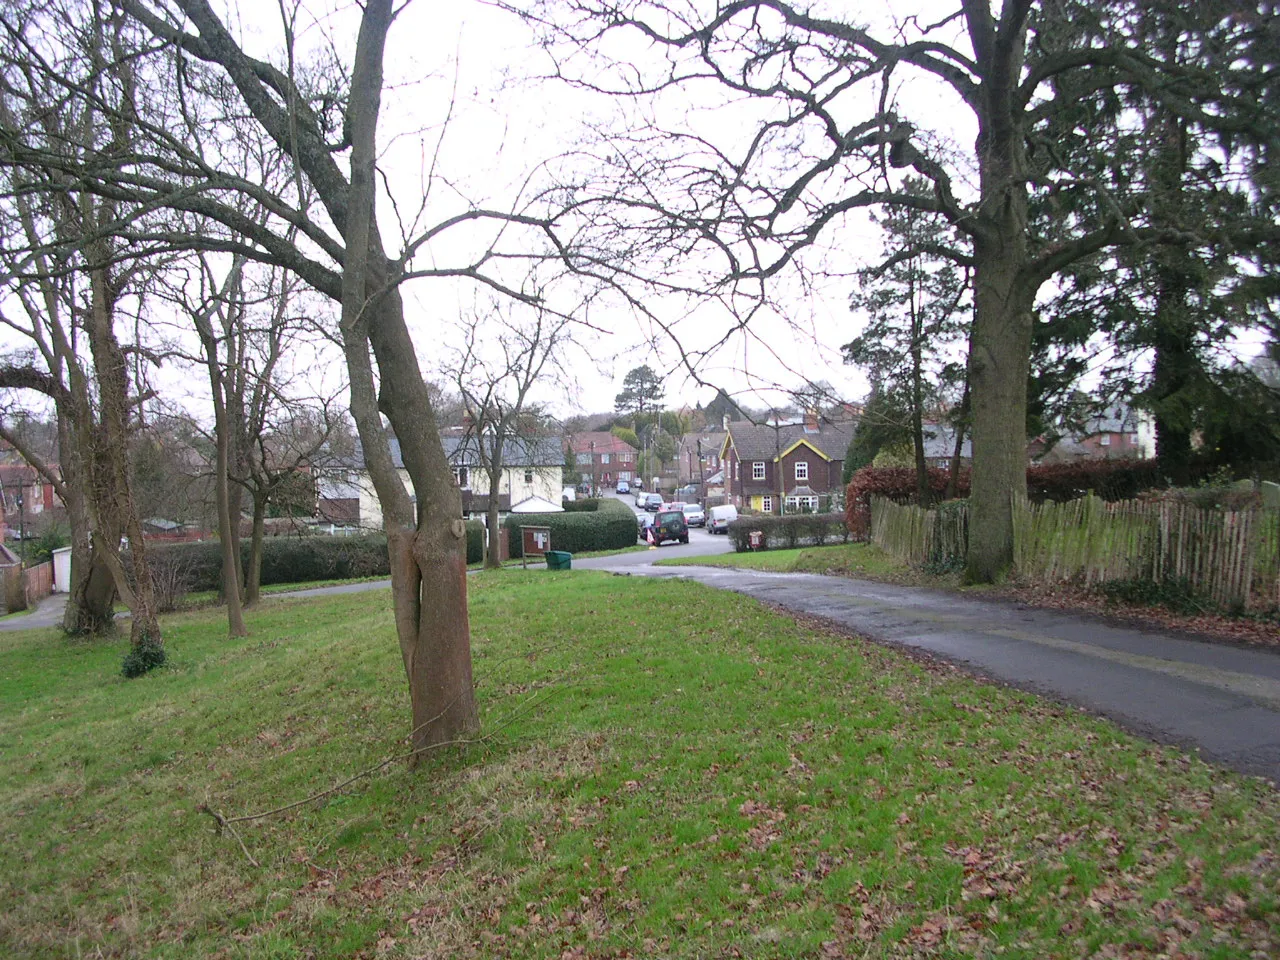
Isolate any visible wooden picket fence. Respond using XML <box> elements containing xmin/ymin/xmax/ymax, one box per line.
<box><xmin>872</xmin><ymin>494</ymin><xmax>1280</xmax><ymax>610</ymax></box>
<box><xmin>870</xmin><ymin>497</ymin><xmax>968</xmax><ymax>569</ymax></box>
<box><xmin>1013</xmin><ymin>495</ymin><xmax>1279</xmax><ymax>609</ymax></box>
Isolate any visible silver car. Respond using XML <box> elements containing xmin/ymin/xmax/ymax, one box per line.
<box><xmin>681</xmin><ymin>502</ymin><xmax>706</xmax><ymax>527</ymax></box>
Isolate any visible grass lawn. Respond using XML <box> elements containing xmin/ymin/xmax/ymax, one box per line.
<box><xmin>2</xmin><ymin>573</ymin><xmax>1277</xmax><ymax>959</ymax></box>
<box><xmin>656</xmin><ymin>541</ymin><xmax>933</xmax><ymax>583</ymax></box>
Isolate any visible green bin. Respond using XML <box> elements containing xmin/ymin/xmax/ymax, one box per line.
<box><xmin>545</xmin><ymin>550</ymin><xmax>573</xmax><ymax>571</ymax></box>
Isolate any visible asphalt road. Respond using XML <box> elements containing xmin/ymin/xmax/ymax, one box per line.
<box><xmin>586</xmin><ymin>555</ymin><xmax>1280</xmax><ymax>784</ymax></box>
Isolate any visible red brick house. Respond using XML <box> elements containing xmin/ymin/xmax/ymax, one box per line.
<box><xmin>568</xmin><ymin>432</ymin><xmax>640</xmax><ymax>491</ymax></box>
<box><xmin>719</xmin><ymin>415</ymin><xmax>855</xmax><ymax>514</ymax></box>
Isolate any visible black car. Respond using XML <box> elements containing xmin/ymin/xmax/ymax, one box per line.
<box><xmin>650</xmin><ymin>509</ymin><xmax>689</xmax><ymax>546</ymax></box>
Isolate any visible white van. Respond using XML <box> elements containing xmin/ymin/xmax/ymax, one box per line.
<box><xmin>707</xmin><ymin>504</ymin><xmax>738</xmax><ymax>534</ymax></box>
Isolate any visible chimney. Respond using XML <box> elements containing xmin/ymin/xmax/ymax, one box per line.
<box><xmin>804</xmin><ymin>407</ymin><xmax>819</xmax><ymax>433</ymax></box>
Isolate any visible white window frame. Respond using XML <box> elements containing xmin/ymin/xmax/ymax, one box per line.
<box><xmin>601</xmin><ymin>453</ymin><xmax>611</xmax><ymax>464</ymax></box>
<box><xmin>752</xmin><ymin>461</ymin><xmax>766</xmax><ymax>480</ymax></box>
<box><xmin>734</xmin><ymin>460</ymin><xmax>739</xmax><ymax>481</ymax></box>
<box><xmin>524</xmin><ymin>468</ymin><xmax>534</xmax><ymax>484</ymax></box>
<box><xmin>453</xmin><ymin>466</ymin><xmax>469</xmax><ymax>489</ymax></box>
<box><xmin>1099</xmin><ymin>435</ymin><xmax>1111</xmax><ymax>446</ymax></box>
<box><xmin>794</xmin><ymin>460</ymin><xmax>809</xmax><ymax>481</ymax></box>
<box><xmin>762</xmin><ymin>495</ymin><xmax>773</xmax><ymax>513</ymax></box>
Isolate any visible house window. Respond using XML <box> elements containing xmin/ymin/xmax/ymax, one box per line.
<box><xmin>786</xmin><ymin>496</ymin><xmax>819</xmax><ymax>514</ymax></box>
<box><xmin>620</xmin><ymin>453</ymin><xmax>631</xmax><ymax>463</ymax></box>
<box><xmin>601</xmin><ymin>453</ymin><xmax>611</xmax><ymax>464</ymax></box>
<box><xmin>453</xmin><ymin>466</ymin><xmax>469</xmax><ymax>488</ymax></box>
<box><xmin>752</xmin><ymin>461</ymin><xmax>765</xmax><ymax>480</ymax></box>
<box><xmin>762</xmin><ymin>496</ymin><xmax>773</xmax><ymax>513</ymax></box>
<box><xmin>734</xmin><ymin>461</ymin><xmax>739</xmax><ymax>481</ymax></box>
<box><xmin>795</xmin><ymin>460</ymin><xmax>809</xmax><ymax>481</ymax></box>
<box><xmin>524</xmin><ymin>469</ymin><xmax>534</xmax><ymax>484</ymax></box>
<box><xmin>1100</xmin><ymin>435</ymin><xmax>1111</xmax><ymax>446</ymax></box>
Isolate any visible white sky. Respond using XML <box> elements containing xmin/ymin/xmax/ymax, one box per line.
<box><xmin>2</xmin><ymin>0</ymin><xmax>1268</xmax><ymax>427</ymax></box>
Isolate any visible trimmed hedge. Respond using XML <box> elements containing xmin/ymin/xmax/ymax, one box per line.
<box><xmin>562</xmin><ymin>498</ymin><xmax>601</xmax><ymax>512</ymax></box>
<box><xmin>145</xmin><ymin>523</ymin><xmax>488</xmax><ymax>593</ymax></box>
<box><xmin>504</xmin><ymin>498</ymin><xmax>636</xmax><ymax>557</ymax></box>
<box><xmin>727</xmin><ymin>513</ymin><xmax>850</xmax><ymax>553</ymax></box>
<box><xmin>844</xmin><ymin>459</ymin><xmax>1237</xmax><ymax>540</ymax></box>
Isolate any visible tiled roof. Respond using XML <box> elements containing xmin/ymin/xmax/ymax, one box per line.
<box><xmin>568</xmin><ymin>432</ymin><xmax>638</xmax><ymax>455</ymax></box>
<box><xmin>337</xmin><ymin>433</ymin><xmax>564</xmax><ymax>470</ymax></box>
<box><xmin>723</xmin><ymin>420</ymin><xmax>856</xmax><ymax>462</ymax></box>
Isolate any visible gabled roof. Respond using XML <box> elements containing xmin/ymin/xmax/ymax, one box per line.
<box><xmin>443</xmin><ymin>434</ymin><xmax>564</xmax><ymax>467</ymax></box>
<box><xmin>721</xmin><ymin>420</ymin><xmax>856</xmax><ymax>463</ymax></box>
<box><xmin>1080</xmin><ymin>404</ymin><xmax>1140</xmax><ymax>437</ymax></box>
<box><xmin>569</xmin><ymin>432</ymin><xmax>638</xmax><ymax>455</ymax></box>
<box><xmin>335</xmin><ymin>432</ymin><xmax>564</xmax><ymax>470</ymax></box>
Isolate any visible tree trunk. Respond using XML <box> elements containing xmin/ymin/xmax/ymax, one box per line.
<box><xmin>963</xmin><ymin>13</ymin><xmax>1034</xmax><ymax>584</ymax></box>
<box><xmin>244</xmin><ymin>493</ymin><xmax>267</xmax><ymax>607</ymax></box>
<box><xmin>337</xmin><ymin>0</ymin><xmax>477</xmax><ymax>756</ymax></box>
<box><xmin>946</xmin><ymin>378</ymin><xmax>970</xmax><ymax>501</ymax></box>
<box><xmin>485</xmin><ymin>470</ymin><xmax>503</xmax><ymax>570</ymax></box>
<box><xmin>195</xmin><ymin>308</ymin><xmax>248</xmax><ymax>637</ymax></box>
<box><xmin>909</xmin><ymin>271</ymin><xmax>930</xmax><ymax>507</ymax></box>
<box><xmin>85</xmin><ymin>255</ymin><xmax>163</xmax><ymax>662</ymax></box>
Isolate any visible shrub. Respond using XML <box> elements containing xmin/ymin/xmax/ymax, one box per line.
<box><xmin>1096</xmin><ymin>576</ymin><xmax>1217</xmax><ymax>616</ymax></box>
<box><xmin>563</xmin><ymin>498</ymin><xmax>601</xmax><ymax>513</ymax></box>
<box><xmin>149</xmin><ymin>549</ymin><xmax>196</xmax><ymax>613</ymax></box>
<box><xmin>504</xmin><ymin>498</ymin><xmax>636</xmax><ymax>557</ymax></box>
<box><xmin>121</xmin><ymin>634</ymin><xmax>166</xmax><ymax>678</ymax></box>
<box><xmin>727</xmin><ymin>513</ymin><xmax>847</xmax><ymax>552</ymax></box>
<box><xmin>145</xmin><ymin>535</ymin><xmax>394</xmax><ymax>593</ymax></box>
<box><xmin>843</xmin><ymin>459</ymin><xmax>1225</xmax><ymax>540</ymax></box>
<box><xmin>465</xmin><ymin>520</ymin><xmax>485</xmax><ymax>564</ymax></box>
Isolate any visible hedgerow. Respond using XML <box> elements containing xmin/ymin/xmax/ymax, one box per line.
<box><xmin>504</xmin><ymin>497</ymin><xmax>636</xmax><ymax>557</ymax></box>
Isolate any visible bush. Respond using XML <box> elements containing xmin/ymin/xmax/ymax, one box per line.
<box><xmin>1096</xmin><ymin>576</ymin><xmax>1217</xmax><ymax>616</ymax></box>
<box><xmin>465</xmin><ymin>520</ymin><xmax>485</xmax><ymax>564</ymax></box>
<box><xmin>843</xmin><ymin>459</ymin><xmax>1225</xmax><ymax>540</ymax></box>
<box><xmin>504</xmin><ymin>498</ymin><xmax>636</xmax><ymax>557</ymax></box>
<box><xmin>145</xmin><ymin>535</ymin><xmax>393</xmax><ymax>593</ymax></box>
<box><xmin>121</xmin><ymin>634</ymin><xmax>166</xmax><ymax>678</ymax></box>
<box><xmin>562</xmin><ymin>498</ymin><xmax>601</xmax><ymax>513</ymax></box>
<box><xmin>727</xmin><ymin>513</ymin><xmax>848</xmax><ymax>553</ymax></box>
<box><xmin>149</xmin><ymin>549</ymin><xmax>196</xmax><ymax>613</ymax></box>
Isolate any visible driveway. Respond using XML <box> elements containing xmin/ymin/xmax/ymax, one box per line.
<box><xmin>585</xmin><ymin>556</ymin><xmax>1280</xmax><ymax>784</ymax></box>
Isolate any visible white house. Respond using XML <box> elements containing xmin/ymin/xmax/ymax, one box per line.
<box><xmin>316</xmin><ymin>433</ymin><xmax>564</xmax><ymax>530</ymax></box>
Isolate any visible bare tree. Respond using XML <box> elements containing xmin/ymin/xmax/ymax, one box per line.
<box><xmin>0</xmin><ymin>0</ymin><xmax>597</xmax><ymax>746</ymax></box>
<box><xmin>445</xmin><ymin>300</ymin><xmax>573</xmax><ymax>568</ymax></box>
<box><xmin>514</xmin><ymin>0</ymin><xmax>1275</xmax><ymax>580</ymax></box>
<box><xmin>0</xmin><ymin>2</ymin><xmax>165</xmax><ymax>667</ymax></box>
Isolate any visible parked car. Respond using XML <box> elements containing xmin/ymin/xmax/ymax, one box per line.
<box><xmin>643</xmin><ymin>493</ymin><xmax>663</xmax><ymax>512</ymax></box>
<box><xmin>615</xmin><ymin>479</ymin><xmax>630</xmax><ymax>494</ymax></box>
<box><xmin>636</xmin><ymin>513</ymin><xmax>655</xmax><ymax>541</ymax></box>
<box><xmin>707</xmin><ymin>504</ymin><xmax>739</xmax><ymax>534</ymax></box>
<box><xmin>650</xmin><ymin>509</ymin><xmax>689</xmax><ymax>545</ymax></box>
<box><xmin>634</xmin><ymin>489</ymin><xmax>648</xmax><ymax>508</ymax></box>
<box><xmin>681</xmin><ymin>502</ymin><xmax>706</xmax><ymax>527</ymax></box>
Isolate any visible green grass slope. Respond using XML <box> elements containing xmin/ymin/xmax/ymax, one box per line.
<box><xmin>1</xmin><ymin>573</ymin><xmax>1276</xmax><ymax>958</ymax></box>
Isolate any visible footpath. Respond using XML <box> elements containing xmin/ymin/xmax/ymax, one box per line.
<box><xmin>586</xmin><ymin>556</ymin><xmax>1280</xmax><ymax>784</ymax></box>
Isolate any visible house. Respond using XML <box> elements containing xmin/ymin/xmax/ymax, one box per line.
<box><xmin>1032</xmin><ymin>404</ymin><xmax>1151</xmax><ymax>463</ymax></box>
<box><xmin>676</xmin><ymin>431</ymin><xmax>726</xmax><ymax>499</ymax></box>
<box><xmin>567</xmin><ymin>432</ymin><xmax>639</xmax><ymax>491</ymax></box>
<box><xmin>920</xmin><ymin>422</ymin><xmax>972</xmax><ymax>468</ymax></box>
<box><xmin>316</xmin><ymin>432</ymin><xmax>564</xmax><ymax>530</ymax></box>
<box><xmin>720</xmin><ymin>413</ymin><xmax>856</xmax><ymax>514</ymax></box>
